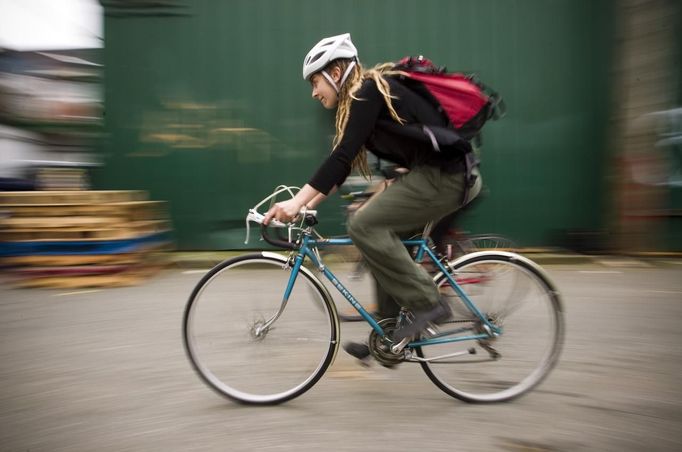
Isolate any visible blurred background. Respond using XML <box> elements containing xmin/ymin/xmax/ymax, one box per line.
<box><xmin>0</xmin><ymin>0</ymin><xmax>680</xmax><ymax>254</ymax></box>
<box><xmin>1</xmin><ymin>3</ymin><xmax>681</xmax><ymax>451</ymax></box>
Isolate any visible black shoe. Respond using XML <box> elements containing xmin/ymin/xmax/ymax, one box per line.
<box><xmin>343</xmin><ymin>341</ymin><xmax>370</xmax><ymax>360</ymax></box>
<box><xmin>392</xmin><ymin>299</ymin><xmax>451</xmax><ymax>342</ymax></box>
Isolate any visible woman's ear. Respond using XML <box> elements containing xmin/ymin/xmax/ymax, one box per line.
<box><xmin>329</xmin><ymin>65</ymin><xmax>343</xmax><ymax>83</ymax></box>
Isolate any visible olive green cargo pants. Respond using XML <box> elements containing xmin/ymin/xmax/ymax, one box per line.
<box><xmin>347</xmin><ymin>164</ymin><xmax>479</xmax><ymax>316</ymax></box>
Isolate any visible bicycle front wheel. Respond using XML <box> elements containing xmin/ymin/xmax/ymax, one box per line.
<box><xmin>420</xmin><ymin>252</ymin><xmax>564</xmax><ymax>403</ymax></box>
<box><xmin>183</xmin><ymin>253</ymin><xmax>339</xmax><ymax>405</ymax></box>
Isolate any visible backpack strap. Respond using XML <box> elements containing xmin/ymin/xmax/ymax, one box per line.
<box><xmin>376</xmin><ymin>120</ymin><xmax>471</xmax><ymax>155</ymax></box>
<box><xmin>462</xmin><ymin>151</ymin><xmax>480</xmax><ymax>207</ymax></box>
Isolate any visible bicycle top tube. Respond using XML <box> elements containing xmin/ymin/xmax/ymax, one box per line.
<box><xmin>306</xmin><ymin>235</ymin><xmax>428</xmax><ymax>248</ymax></box>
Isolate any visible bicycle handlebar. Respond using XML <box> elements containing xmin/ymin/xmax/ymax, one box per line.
<box><xmin>259</xmin><ymin>213</ymin><xmax>318</xmax><ymax>250</ymax></box>
<box><xmin>261</xmin><ymin>224</ymin><xmax>295</xmax><ymax>249</ymax></box>
<box><xmin>244</xmin><ymin>201</ymin><xmax>317</xmax><ymax>248</ymax></box>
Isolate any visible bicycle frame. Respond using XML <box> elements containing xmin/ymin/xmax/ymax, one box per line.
<box><xmin>280</xmin><ymin>230</ymin><xmax>502</xmax><ymax>350</ymax></box>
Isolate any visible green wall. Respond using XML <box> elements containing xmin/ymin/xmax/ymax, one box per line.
<box><xmin>96</xmin><ymin>0</ymin><xmax>615</xmax><ymax>250</ymax></box>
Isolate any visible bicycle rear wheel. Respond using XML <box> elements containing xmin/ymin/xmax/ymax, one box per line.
<box><xmin>444</xmin><ymin>234</ymin><xmax>518</xmax><ymax>259</ymax></box>
<box><xmin>419</xmin><ymin>252</ymin><xmax>564</xmax><ymax>403</ymax></box>
<box><xmin>183</xmin><ymin>253</ymin><xmax>339</xmax><ymax>405</ymax></box>
<box><xmin>466</xmin><ymin>235</ymin><xmax>517</xmax><ymax>252</ymax></box>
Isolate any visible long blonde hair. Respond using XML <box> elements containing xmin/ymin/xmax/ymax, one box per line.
<box><xmin>325</xmin><ymin>59</ymin><xmax>405</xmax><ymax>178</ymax></box>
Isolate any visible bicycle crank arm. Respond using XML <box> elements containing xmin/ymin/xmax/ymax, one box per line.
<box><xmin>390</xmin><ymin>337</ymin><xmax>411</xmax><ymax>354</ymax></box>
<box><xmin>405</xmin><ymin>348</ymin><xmax>477</xmax><ymax>363</ymax></box>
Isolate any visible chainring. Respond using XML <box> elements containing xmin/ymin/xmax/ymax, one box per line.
<box><xmin>368</xmin><ymin>318</ymin><xmax>405</xmax><ymax>366</ymax></box>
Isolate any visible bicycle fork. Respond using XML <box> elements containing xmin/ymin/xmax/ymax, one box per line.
<box><xmin>251</xmin><ymin>253</ymin><xmax>303</xmax><ymax>339</ymax></box>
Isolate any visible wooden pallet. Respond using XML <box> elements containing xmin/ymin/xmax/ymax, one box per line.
<box><xmin>0</xmin><ymin>231</ymin><xmax>171</xmax><ymax>257</ymax></box>
<box><xmin>0</xmin><ymin>240</ymin><xmax>172</xmax><ymax>266</ymax></box>
<box><xmin>9</xmin><ymin>256</ymin><xmax>168</xmax><ymax>288</ymax></box>
<box><xmin>0</xmin><ymin>190</ymin><xmax>172</xmax><ymax>289</ymax></box>
<box><xmin>0</xmin><ymin>220</ymin><xmax>171</xmax><ymax>242</ymax></box>
<box><xmin>3</xmin><ymin>201</ymin><xmax>168</xmax><ymax>220</ymax></box>
<box><xmin>1</xmin><ymin>216</ymin><xmax>125</xmax><ymax>229</ymax></box>
<box><xmin>36</xmin><ymin>168</ymin><xmax>89</xmax><ymax>191</ymax></box>
<box><xmin>0</xmin><ymin>190</ymin><xmax>147</xmax><ymax>205</ymax></box>
<box><xmin>1</xmin><ymin>253</ymin><xmax>147</xmax><ymax>267</ymax></box>
<box><xmin>10</xmin><ymin>254</ymin><xmax>169</xmax><ymax>277</ymax></box>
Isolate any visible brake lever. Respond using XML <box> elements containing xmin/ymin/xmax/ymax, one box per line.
<box><xmin>245</xmin><ymin>210</ymin><xmax>286</xmax><ymax>244</ymax></box>
<box><xmin>244</xmin><ymin>208</ymin><xmax>317</xmax><ymax>244</ymax></box>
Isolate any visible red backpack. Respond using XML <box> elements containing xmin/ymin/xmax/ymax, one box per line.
<box><xmin>391</xmin><ymin>56</ymin><xmax>505</xmax><ymax>144</ymax></box>
<box><xmin>377</xmin><ymin>56</ymin><xmax>505</xmax><ymax>206</ymax></box>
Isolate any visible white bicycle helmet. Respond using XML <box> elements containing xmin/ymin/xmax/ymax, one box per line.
<box><xmin>302</xmin><ymin>33</ymin><xmax>358</xmax><ymax>92</ymax></box>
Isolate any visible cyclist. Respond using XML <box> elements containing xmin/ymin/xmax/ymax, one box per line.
<box><xmin>264</xmin><ymin>33</ymin><xmax>482</xmax><ymax>361</ymax></box>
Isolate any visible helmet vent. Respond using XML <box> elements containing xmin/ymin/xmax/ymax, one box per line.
<box><xmin>308</xmin><ymin>52</ymin><xmax>324</xmax><ymax>65</ymax></box>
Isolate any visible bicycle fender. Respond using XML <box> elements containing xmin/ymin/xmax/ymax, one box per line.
<box><xmin>438</xmin><ymin>250</ymin><xmax>560</xmax><ymax>294</ymax></box>
<box><xmin>259</xmin><ymin>251</ymin><xmax>322</xmax><ymax>281</ymax></box>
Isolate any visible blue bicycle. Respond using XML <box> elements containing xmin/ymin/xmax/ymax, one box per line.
<box><xmin>183</xmin><ymin>186</ymin><xmax>564</xmax><ymax>405</ymax></box>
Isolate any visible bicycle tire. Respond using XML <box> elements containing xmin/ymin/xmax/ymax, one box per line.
<box><xmin>183</xmin><ymin>252</ymin><xmax>340</xmax><ymax>405</ymax></box>
<box><xmin>418</xmin><ymin>251</ymin><xmax>564</xmax><ymax>403</ymax></box>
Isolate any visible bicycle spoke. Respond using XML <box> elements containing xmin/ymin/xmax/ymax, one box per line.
<box><xmin>183</xmin><ymin>254</ymin><xmax>338</xmax><ymax>404</ymax></box>
<box><xmin>419</xmin><ymin>253</ymin><xmax>563</xmax><ymax>403</ymax></box>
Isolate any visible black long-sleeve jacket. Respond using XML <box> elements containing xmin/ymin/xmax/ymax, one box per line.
<box><xmin>308</xmin><ymin>77</ymin><xmax>463</xmax><ymax>195</ymax></box>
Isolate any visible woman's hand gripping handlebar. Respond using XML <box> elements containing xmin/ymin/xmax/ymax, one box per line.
<box><xmin>263</xmin><ymin>197</ymin><xmax>306</xmax><ymax>226</ymax></box>
<box><xmin>245</xmin><ymin>208</ymin><xmax>317</xmax><ymax>250</ymax></box>
<box><xmin>243</xmin><ymin>185</ymin><xmax>318</xmax><ymax>249</ymax></box>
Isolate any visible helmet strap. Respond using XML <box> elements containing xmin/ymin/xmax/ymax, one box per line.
<box><xmin>339</xmin><ymin>60</ymin><xmax>357</xmax><ymax>89</ymax></box>
<box><xmin>321</xmin><ymin>60</ymin><xmax>357</xmax><ymax>94</ymax></box>
<box><xmin>320</xmin><ymin>70</ymin><xmax>339</xmax><ymax>93</ymax></box>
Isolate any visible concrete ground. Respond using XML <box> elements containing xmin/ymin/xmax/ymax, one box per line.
<box><xmin>1</xmin><ymin>256</ymin><xmax>681</xmax><ymax>451</ymax></box>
